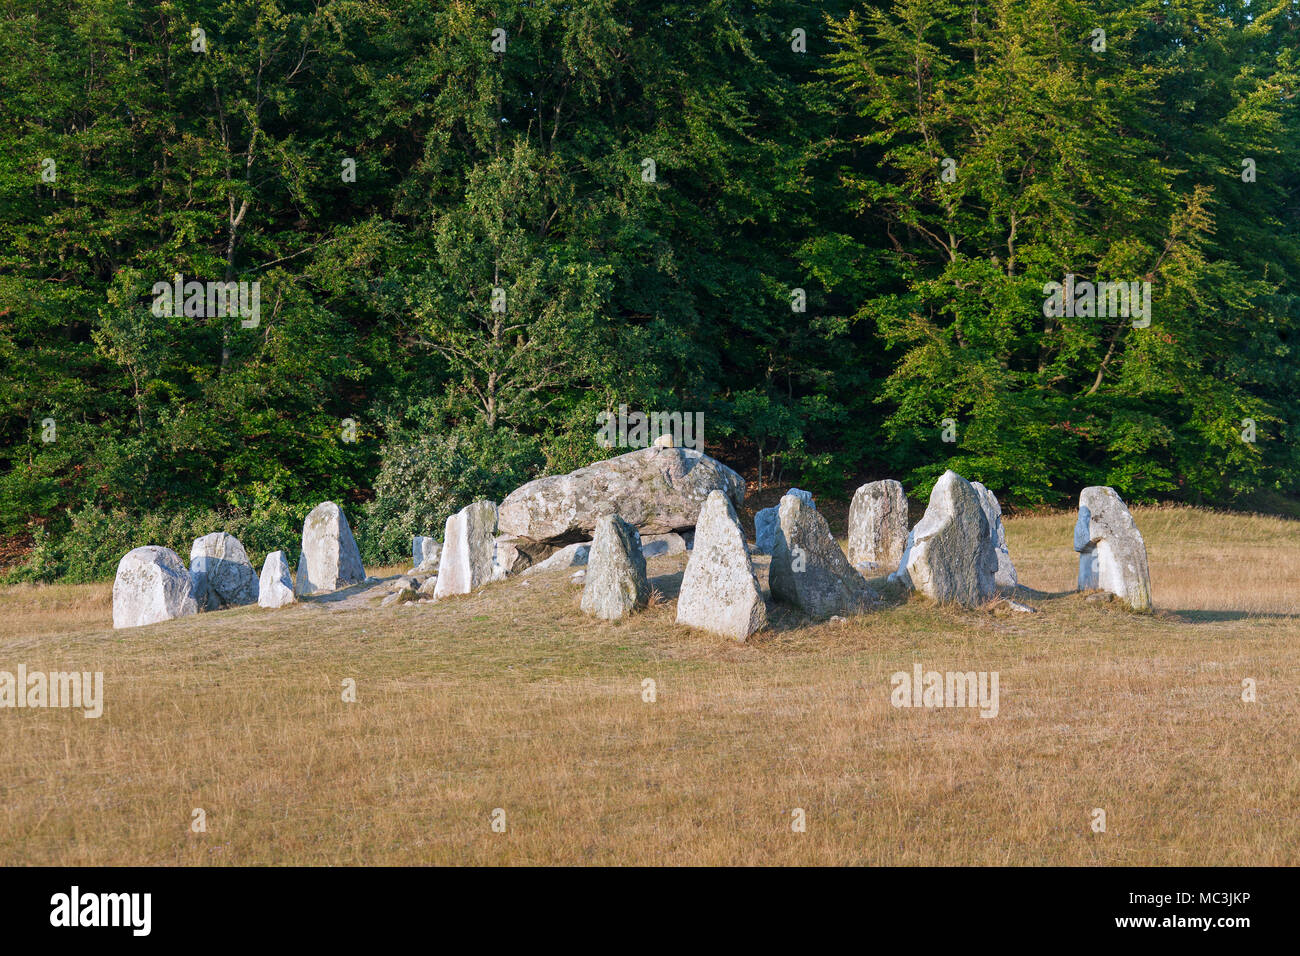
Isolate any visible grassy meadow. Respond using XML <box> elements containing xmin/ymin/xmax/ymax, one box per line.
<box><xmin>1</xmin><ymin>506</ymin><xmax>1296</xmax><ymax>865</ymax></box>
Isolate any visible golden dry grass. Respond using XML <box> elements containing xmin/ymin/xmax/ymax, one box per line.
<box><xmin>0</xmin><ymin>507</ymin><xmax>1297</xmax><ymax>865</ymax></box>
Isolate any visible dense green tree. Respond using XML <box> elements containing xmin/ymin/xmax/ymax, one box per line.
<box><xmin>0</xmin><ymin>0</ymin><xmax>1296</xmax><ymax>580</ymax></box>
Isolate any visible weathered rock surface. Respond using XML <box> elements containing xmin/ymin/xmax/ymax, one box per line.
<box><xmin>257</xmin><ymin>550</ymin><xmax>295</xmax><ymax>609</ymax></box>
<box><xmin>641</xmin><ymin>532</ymin><xmax>688</xmax><ymax>557</ymax></box>
<box><xmin>580</xmin><ymin>515</ymin><xmax>650</xmax><ymax>620</ymax></box>
<box><xmin>676</xmin><ymin>491</ymin><xmax>767</xmax><ymax>641</ymax></box>
<box><xmin>847</xmin><ymin>480</ymin><xmax>908</xmax><ymax>571</ymax></box>
<box><xmin>433</xmin><ymin>500</ymin><xmax>499</xmax><ymax>600</ymax></box>
<box><xmin>898</xmin><ymin>470</ymin><xmax>997</xmax><ymax>608</ymax></box>
<box><xmin>753</xmin><ymin>488</ymin><xmax>815</xmax><ymax>554</ymax></box>
<box><xmin>970</xmin><ymin>481</ymin><xmax>1018</xmax><ymax>589</ymax></box>
<box><xmin>521</xmin><ymin>542</ymin><xmax>591</xmax><ymax>576</ymax></box>
<box><xmin>497</xmin><ymin>447</ymin><xmax>744</xmax><ymax>548</ymax></box>
<box><xmin>412</xmin><ymin>536</ymin><xmax>440</xmax><ymax>572</ymax></box>
<box><xmin>112</xmin><ymin>546</ymin><xmax>199</xmax><ymax>629</ymax></box>
<box><xmin>769</xmin><ymin>493</ymin><xmax>877</xmax><ymax>619</ymax></box>
<box><xmin>295</xmin><ymin>502</ymin><xmax>366</xmax><ymax>597</ymax></box>
<box><xmin>491</xmin><ymin>534</ymin><xmax>535</xmax><ymax>576</ymax></box>
<box><xmin>1074</xmin><ymin>486</ymin><xmax>1152</xmax><ymax>611</ymax></box>
<box><xmin>190</xmin><ymin>532</ymin><xmax>259</xmax><ymax>610</ymax></box>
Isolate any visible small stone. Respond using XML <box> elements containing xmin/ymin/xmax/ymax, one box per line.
<box><xmin>521</xmin><ymin>542</ymin><xmax>591</xmax><ymax>576</ymax></box>
<box><xmin>641</xmin><ymin>532</ymin><xmax>688</xmax><ymax>557</ymax></box>
<box><xmin>381</xmin><ymin>586</ymin><xmax>418</xmax><ymax>607</ymax></box>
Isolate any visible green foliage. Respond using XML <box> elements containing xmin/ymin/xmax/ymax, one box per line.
<box><xmin>2</xmin><ymin>500</ymin><xmax>303</xmax><ymax>585</ymax></box>
<box><xmin>1</xmin><ymin>0</ymin><xmax>1297</xmax><ymax>580</ymax></box>
<box><xmin>359</xmin><ymin>424</ymin><xmax>543</xmax><ymax>566</ymax></box>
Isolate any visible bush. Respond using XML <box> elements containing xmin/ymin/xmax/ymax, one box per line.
<box><xmin>359</xmin><ymin>424</ymin><xmax>543</xmax><ymax>566</ymax></box>
<box><xmin>2</xmin><ymin>500</ymin><xmax>307</xmax><ymax>585</ymax></box>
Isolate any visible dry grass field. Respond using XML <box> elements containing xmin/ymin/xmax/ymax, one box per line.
<box><xmin>1</xmin><ymin>505</ymin><xmax>1297</xmax><ymax>865</ymax></box>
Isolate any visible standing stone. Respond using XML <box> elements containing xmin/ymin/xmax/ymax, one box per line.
<box><xmin>847</xmin><ymin>480</ymin><xmax>908</xmax><ymax>571</ymax></box>
<box><xmin>257</xmin><ymin>551</ymin><xmax>295</xmax><ymax>609</ymax></box>
<box><xmin>970</xmin><ymin>481</ymin><xmax>1018</xmax><ymax>589</ymax></box>
<box><xmin>412</xmin><ymin>536</ymin><xmax>440</xmax><ymax>573</ymax></box>
<box><xmin>753</xmin><ymin>488</ymin><xmax>815</xmax><ymax>554</ymax></box>
<box><xmin>112</xmin><ymin>546</ymin><xmax>199</xmax><ymax>629</ymax></box>
<box><xmin>769</xmin><ymin>493</ymin><xmax>877</xmax><ymax>619</ymax></box>
<box><xmin>433</xmin><ymin>500</ymin><xmax>499</xmax><ymax>600</ymax></box>
<box><xmin>676</xmin><ymin>491</ymin><xmax>767</xmax><ymax>641</ymax></box>
<box><xmin>190</xmin><ymin>532</ymin><xmax>259</xmax><ymax>610</ymax></box>
<box><xmin>580</xmin><ymin>515</ymin><xmax>650</xmax><ymax>620</ymax></box>
<box><xmin>1074</xmin><ymin>486</ymin><xmax>1152</xmax><ymax>611</ymax></box>
<box><xmin>900</xmin><ymin>470</ymin><xmax>997</xmax><ymax>607</ymax></box>
<box><xmin>295</xmin><ymin>502</ymin><xmax>366</xmax><ymax>597</ymax></box>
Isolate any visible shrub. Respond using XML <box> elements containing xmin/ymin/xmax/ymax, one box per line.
<box><xmin>359</xmin><ymin>424</ymin><xmax>543</xmax><ymax>566</ymax></box>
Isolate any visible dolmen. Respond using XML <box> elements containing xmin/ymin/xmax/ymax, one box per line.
<box><xmin>112</xmin><ymin>546</ymin><xmax>199</xmax><ymax>629</ymax></box>
<box><xmin>190</xmin><ymin>531</ymin><xmax>259</xmax><ymax>610</ymax></box>
<box><xmin>847</xmin><ymin>479</ymin><xmax>908</xmax><ymax>571</ymax></box>
<box><xmin>768</xmin><ymin>492</ymin><xmax>876</xmax><ymax>619</ymax></box>
<box><xmin>1074</xmin><ymin>486</ymin><xmax>1151</xmax><ymax>610</ymax></box>
<box><xmin>295</xmin><ymin>501</ymin><xmax>366</xmax><ymax>597</ymax></box>
<box><xmin>677</xmin><ymin>491</ymin><xmax>767</xmax><ymax>641</ymax></box>
<box><xmin>580</xmin><ymin>515</ymin><xmax>649</xmax><ymax>620</ymax></box>
<box><xmin>497</xmin><ymin>446</ymin><xmax>744</xmax><ymax>571</ymax></box>
<box><xmin>890</xmin><ymin>470</ymin><xmax>997</xmax><ymax>608</ymax></box>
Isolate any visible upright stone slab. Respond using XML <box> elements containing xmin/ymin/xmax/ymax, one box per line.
<box><xmin>847</xmin><ymin>480</ymin><xmax>908</xmax><ymax>571</ymax></box>
<box><xmin>433</xmin><ymin>500</ymin><xmax>499</xmax><ymax>600</ymax></box>
<box><xmin>112</xmin><ymin>546</ymin><xmax>199</xmax><ymax>629</ymax></box>
<box><xmin>676</xmin><ymin>491</ymin><xmax>767</xmax><ymax>641</ymax></box>
<box><xmin>753</xmin><ymin>488</ymin><xmax>815</xmax><ymax>554</ymax></box>
<box><xmin>412</xmin><ymin>536</ymin><xmax>440</xmax><ymax>573</ymax></box>
<box><xmin>902</xmin><ymin>470</ymin><xmax>997</xmax><ymax>607</ymax></box>
<box><xmin>970</xmin><ymin>481</ymin><xmax>1018</xmax><ymax>589</ymax></box>
<box><xmin>258</xmin><ymin>551</ymin><xmax>296</xmax><ymax>609</ymax></box>
<box><xmin>295</xmin><ymin>502</ymin><xmax>366</xmax><ymax>597</ymax></box>
<box><xmin>580</xmin><ymin>515</ymin><xmax>650</xmax><ymax>620</ymax></box>
<box><xmin>769</xmin><ymin>493</ymin><xmax>876</xmax><ymax>619</ymax></box>
<box><xmin>190</xmin><ymin>532</ymin><xmax>259</xmax><ymax>610</ymax></box>
<box><xmin>1074</xmin><ymin>486</ymin><xmax>1152</xmax><ymax>611</ymax></box>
